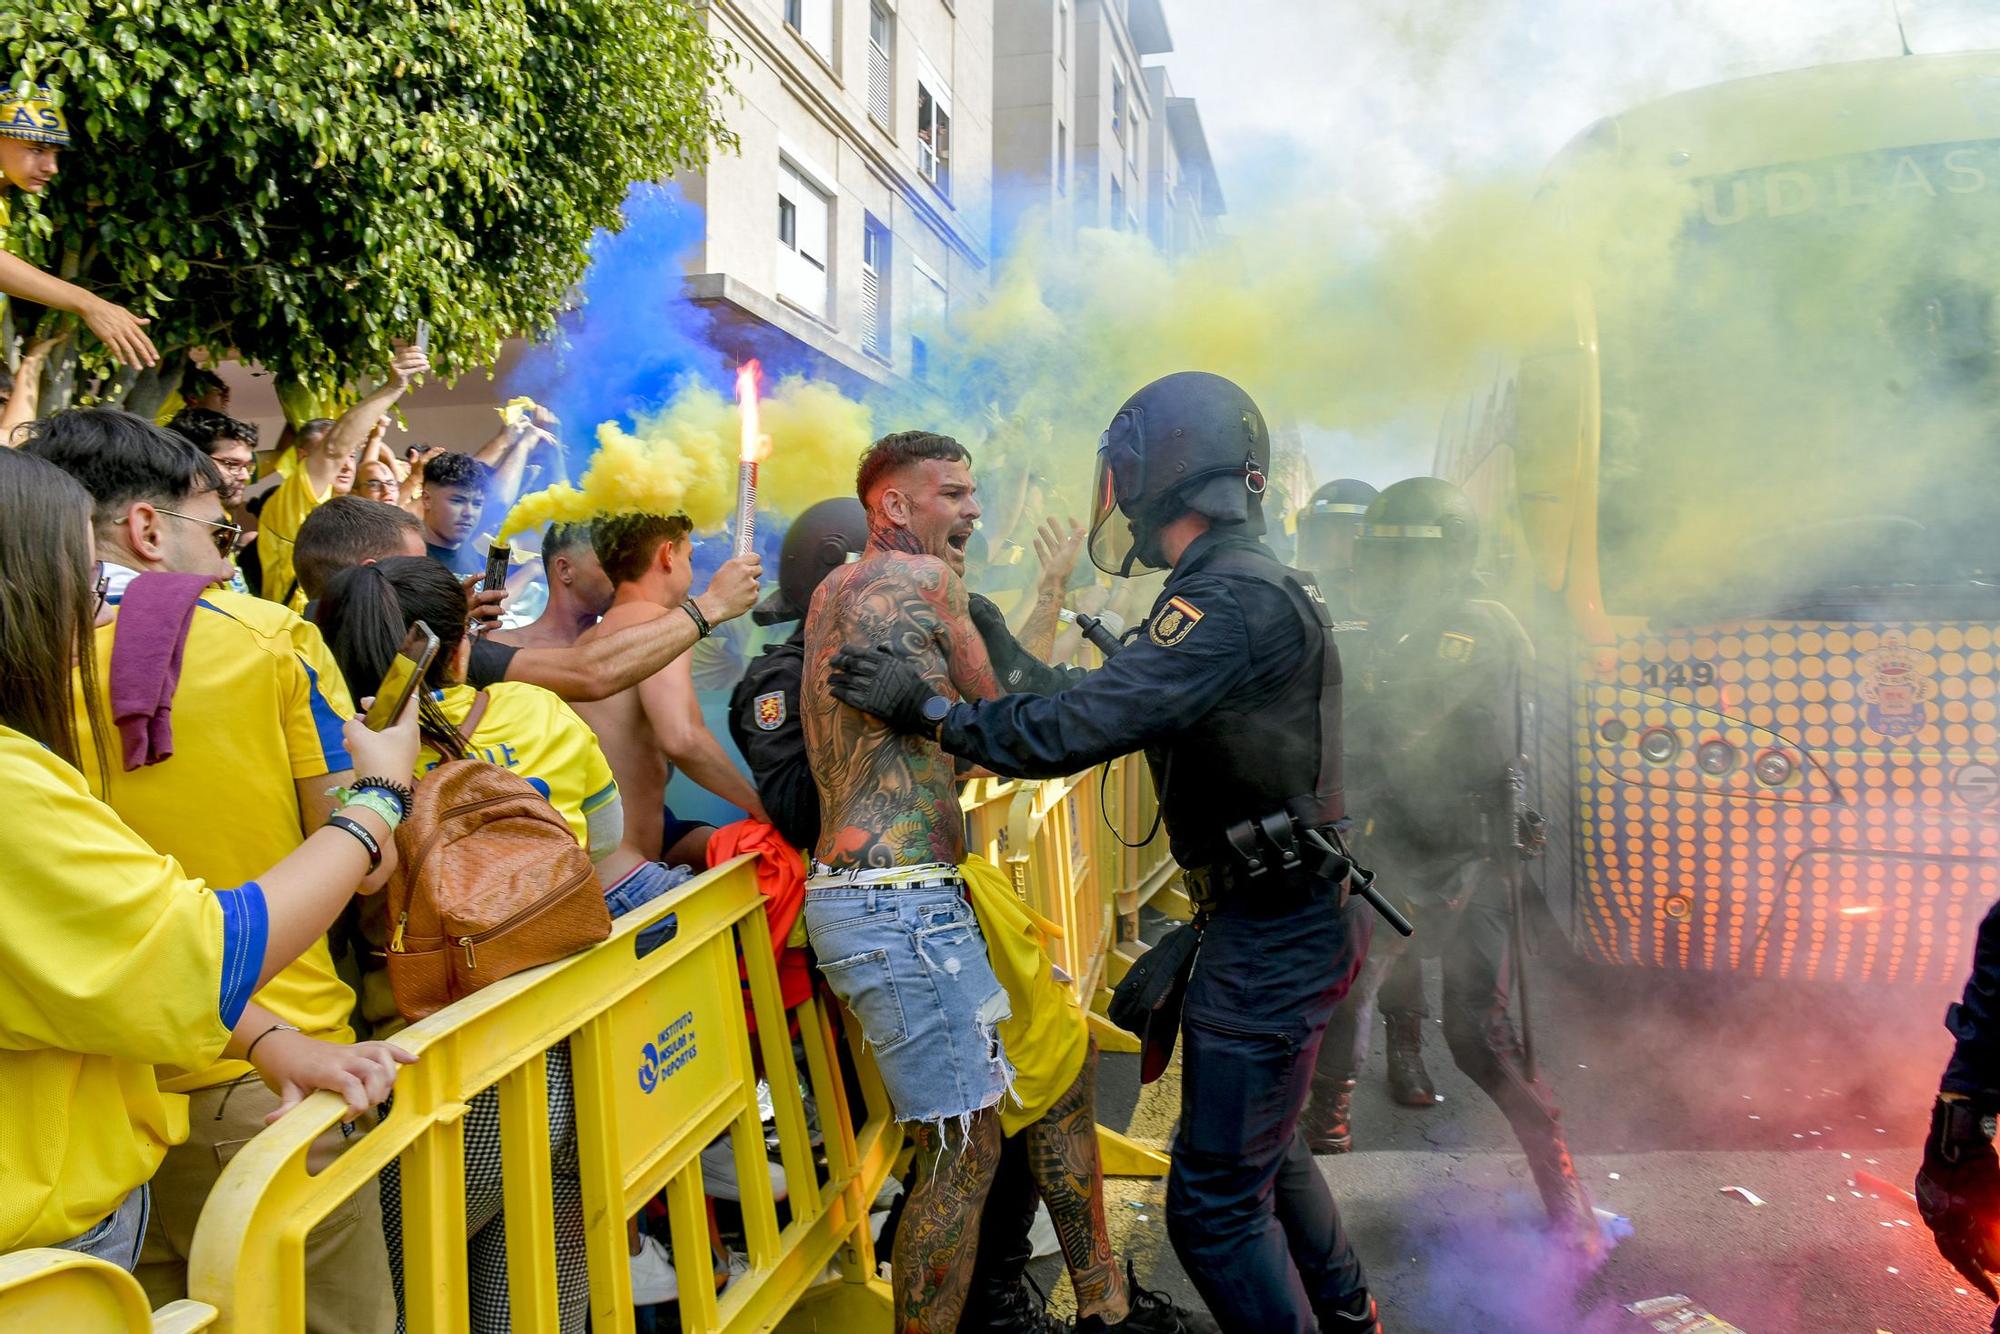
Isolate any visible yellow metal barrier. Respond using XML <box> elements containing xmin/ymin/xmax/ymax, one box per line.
<box><xmin>177</xmin><ymin>754</ymin><xmax>1178</xmax><ymax>1329</ymax></box>
<box><xmin>961</xmin><ymin>754</ymin><xmax>1179</xmax><ymax>1175</ymax></box>
<box><xmin>187</xmin><ymin>856</ymin><xmax>903</xmax><ymax>1333</ymax></box>
<box><xmin>0</xmin><ymin>1248</ymin><xmax>214</xmax><ymax>1332</ymax></box>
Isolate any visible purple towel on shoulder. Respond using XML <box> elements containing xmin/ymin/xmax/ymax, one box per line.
<box><xmin>109</xmin><ymin>572</ymin><xmax>213</xmax><ymax>771</ymax></box>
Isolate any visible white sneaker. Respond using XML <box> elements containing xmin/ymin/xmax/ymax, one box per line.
<box><xmin>700</xmin><ymin>1131</ymin><xmax>789</xmax><ymax>1203</ymax></box>
<box><xmin>629</xmin><ymin>1233</ymin><xmax>679</xmax><ymax>1306</ymax></box>
<box><xmin>717</xmin><ymin>1248</ymin><xmax>752</xmax><ymax>1294</ymax></box>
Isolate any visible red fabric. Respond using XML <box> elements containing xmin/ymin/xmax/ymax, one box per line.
<box><xmin>708</xmin><ymin>819</ymin><xmax>814</xmax><ymax>1017</ymax></box>
<box><xmin>108</xmin><ymin>572</ymin><xmax>212</xmax><ymax>770</ymax></box>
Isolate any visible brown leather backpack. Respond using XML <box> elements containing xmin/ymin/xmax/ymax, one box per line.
<box><xmin>384</xmin><ymin>693</ymin><xmax>611</xmax><ymax>1021</ymax></box>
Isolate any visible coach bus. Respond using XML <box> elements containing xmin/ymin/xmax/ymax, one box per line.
<box><xmin>1440</xmin><ymin>52</ymin><xmax>2000</xmax><ymax>983</ymax></box>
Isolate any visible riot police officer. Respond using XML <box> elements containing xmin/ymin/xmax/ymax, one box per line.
<box><xmin>1296</xmin><ymin>482</ymin><xmax>1440</xmax><ymax>1135</ymax></box>
<box><xmin>1304</xmin><ymin>477</ymin><xmax>1597</xmax><ymax>1248</ymax></box>
<box><xmin>728</xmin><ymin>497</ymin><xmax>870</xmax><ymax>849</ymax></box>
<box><xmin>828</xmin><ymin>372</ymin><xmax>1382</xmax><ymax>1333</ymax></box>
<box><xmin>1295</xmin><ymin>478</ymin><xmax>1376</xmax><ymax>630</ymax></box>
<box><xmin>1916</xmin><ymin>901</ymin><xmax>2000</xmax><ymax>1330</ymax></box>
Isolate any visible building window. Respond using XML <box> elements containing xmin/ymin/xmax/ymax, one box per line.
<box><xmin>917</xmin><ymin>80</ymin><xmax>952</xmax><ymax>197</ymax></box>
<box><xmin>1058</xmin><ymin>0</ymin><xmax>1068</xmax><ymax>66</ymax></box>
<box><xmin>1111</xmin><ymin>67</ymin><xmax>1126</xmax><ymax>145</ymax></box>
<box><xmin>862</xmin><ymin>215</ymin><xmax>891</xmax><ymax>358</ymax></box>
<box><xmin>1056</xmin><ymin>121</ymin><xmax>1067</xmax><ymax>195</ymax></box>
<box><xmin>911</xmin><ymin>336</ymin><xmax>929</xmax><ymax>382</ymax></box>
<box><xmin>868</xmin><ymin>4</ymin><xmax>893</xmax><ymax>128</ymax></box>
<box><xmin>777</xmin><ymin>158</ymin><xmax>831</xmax><ymax>319</ymax></box>
<box><xmin>1109</xmin><ymin>177</ymin><xmax>1124</xmax><ymax>228</ymax></box>
<box><xmin>785</xmin><ymin>0</ymin><xmax>834</xmax><ymax>63</ymax></box>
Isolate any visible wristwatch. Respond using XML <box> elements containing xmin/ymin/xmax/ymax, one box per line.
<box><xmin>922</xmin><ymin>694</ymin><xmax>951</xmax><ymax>740</ymax></box>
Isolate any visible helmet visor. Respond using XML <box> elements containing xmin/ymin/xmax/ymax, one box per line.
<box><xmin>1353</xmin><ymin>526</ymin><xmax>1450</xmax><ymax>618</ymax></box>
<box><xmin>1088</xmin><ymin>411</ymin><xmax>1156</xmax><ymax>578</ymax></box>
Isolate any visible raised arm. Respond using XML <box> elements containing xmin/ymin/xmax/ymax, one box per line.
<box><xmin>502</xmin><ymin>554</ymin><xmax>762</xmax><ymax>702</ymax></box>
<box><xmin>0</xmin><ymin>252</ymin><xmax>157</xmax><ymax>367</ymax></box>
<box><xmin>320</xmin><ymin>344</ymin><xmax>429</xmax><ymax>463</ymax></box>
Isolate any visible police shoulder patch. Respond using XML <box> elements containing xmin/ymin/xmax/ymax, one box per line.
<box><xmin>1438</xmin><ymin>630</ymin><xmax>1476</xmax><ymax>662</ymax></box>
<box><xmin>754</xmin><ymin>690</ymin><xmax>788</xmax><ymax>731</ymax></box>
<box><xmin>1148</xmin><ymin>595</ymin><xmax>1206</xmax><ymax>648</ymax></box>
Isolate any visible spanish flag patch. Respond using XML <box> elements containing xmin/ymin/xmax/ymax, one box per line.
<box><xmin>1148</xmin><ymin>596</ymin><xmax>1205</xmax><ymax>648</ymax></box>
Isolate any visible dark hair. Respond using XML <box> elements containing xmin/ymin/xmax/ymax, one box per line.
<box><xmin>297</xmin><ymin>417</ymin><xmax>336</xmax><ymax>447</ymax></box>
<box><xmin>593</xmin><ymin>512</ymin><xmax>692</xmax><ymax>587</ymax></box>
<box><xmin>167</xmin><ymin>406</ymin><xmax>260</xmax><ymax>454</ymax></box>
<box><xmin>19</xmin><ymin>408</ymin><xmax>224</xmax><ymax>524</ymax></box>
<box><xmin>294</xmin><ymin>496</ymin><xmax>425</xmax><ymax>600</ymax></box>
<box><xmin>0</xmin><ymin>449</ymin><xmax>107</xmax><ymax>780</ymax></box>
<box><xmin>423</xmin><ymin>450</ymin><xmax>491</xmax><ymax>491</ymax></box>
<box><xmin>317</xmin><ymin>556</ymin><xmax>471</xmax><ymax>762</ymax></box>
<box><xmin>855</xmin><ymin>430</ymin><xmax>972</xmax><ymax>506</ymax></box>
<box><xmin>181</xmin><ymin>366</ymin><xmax>228</xmax><ymax>403</ymax></box>
<box><xmin>544</xmin><ymin>521</ymin><xmax>593</xmax><ymax>563</ymax></box>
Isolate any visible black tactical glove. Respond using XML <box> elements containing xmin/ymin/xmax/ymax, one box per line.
<box><xmin>829</xmin><ymin>645</ymin><xmax>947</xmax><ymax>737</ymax></box>
<box><xmin>967</xmin><ymin>591</ymin><xmax>1087</xmax><ymax>696</ymax></box>
<box><xmin>1917</xmin><ymin>1095</ymin><xmax>2000</xmax><ymax>1301</ymax></box>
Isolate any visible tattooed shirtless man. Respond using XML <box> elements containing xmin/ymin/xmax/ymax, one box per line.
<box><xmin>802</xmin><ymin>431</ymin><xmax>1211</xmax><ymax>1334</ymax></box>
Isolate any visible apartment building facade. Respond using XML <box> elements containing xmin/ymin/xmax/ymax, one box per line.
<box><xmin>681</xmin><ymin>0</ymin><xmax>995</xmax><ymax>391</ymax></box>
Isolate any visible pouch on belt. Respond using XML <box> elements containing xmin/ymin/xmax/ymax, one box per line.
<box><xmin>1107</xmin><ymin>921</ymin><xmax>1201</xmax><ymax>1085</ymax></box>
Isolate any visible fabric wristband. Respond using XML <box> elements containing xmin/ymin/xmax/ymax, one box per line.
<box><xmin>339</xmin><ymin>790</ymin><xmax>405</xmax><ymax>831</ymax></box>
<box><xmin>351</xmin><ymin>777</ymin><xmax>414</xmax><ymax>817</ymax></box>
<box><xmin>683</xmin><ymin>599</ymin><xmax>712</xmax><ymax>640</ymax></box>
<box><xmin>327</xmin><ymin>813</ymin><xmax>383</xmax><ymax>873</ymax></box>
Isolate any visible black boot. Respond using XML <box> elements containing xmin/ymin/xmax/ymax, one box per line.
<box><xmin>962</xmin><ymin>1274</ymin><xmax>1070</xmax><ymax>1333</ymax></box>
<box><xmin>1302</xmin><ymin>1076</ymin><xmax>1356</xmax><ymax>1154</ymax></box>
<box><xmin>1385</xmin><ymin>1013</ymin><xmax>1438</xmax><ymax>1108</ymax></box>
<box><xmin>1321</xmin><ymin>1290</ymin><xmax>1382</xmax><ymax>1333</ymax></box>
<box><xmin>1523</xmin><ymin>1123</ymin><xmax>1602</xmax><ymax>1258</ymax></box>
<box><xmin>1075</xmin><ymin>1260</ymin><xmax>1219</xmax><ymax>1334</ymax></box>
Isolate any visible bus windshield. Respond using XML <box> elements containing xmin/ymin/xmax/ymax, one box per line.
<box><xmin>1595</xmin><ymin>138</ymin><xmax>2000</xmax><ymax>623</ymax></box>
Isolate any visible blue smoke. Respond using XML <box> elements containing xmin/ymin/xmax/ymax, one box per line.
<box><xmin>508</xmin><ymin>180</ymin><xmax>726</xmax><ymax>450</ymax></box>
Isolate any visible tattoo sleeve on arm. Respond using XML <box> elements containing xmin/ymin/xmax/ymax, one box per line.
<box><xmin>1015</xmin><ymin>580</ymin><xmax>1063</xmax><ymax>663</ymax></box>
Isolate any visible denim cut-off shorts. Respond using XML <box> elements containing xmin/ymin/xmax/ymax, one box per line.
<box><xmin>804</xmin><ymin>865</ymin><xmax>1014</xmax><ymax>1125</ymax></box>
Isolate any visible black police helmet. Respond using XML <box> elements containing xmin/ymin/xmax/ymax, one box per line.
<box><xmin>753</xmin><ymin>497</ymin><xmax>868</xmax><ymax>624</ymax></box>
<box><xmin>1296</xmin><ymin>477</ymin><xmax>1380</xmax><ymax>587</ymax></box>
<box><xmin>1352</xmin><ymin>476</ymin><xmax>1480</xmax><ymax>618</ymax></box>
<box><xmin>1089</xmin><ymin>371</ymin><xmax>1271</xmax><ymax>577</ymax></box>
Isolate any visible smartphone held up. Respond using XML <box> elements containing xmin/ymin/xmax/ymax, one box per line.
<box><xmin>364</xmin><ymin>621</ymin><xmax>439</xmax><ymax>731</ymax></box>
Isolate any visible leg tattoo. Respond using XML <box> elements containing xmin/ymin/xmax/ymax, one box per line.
<box><xmin>895</xmin><ymin>1109</ymin><xmax>1003</xmax><ymax>1333</ymax></box>
<box><xmin>1023</xmin><ymin>1043</ymin><xmax>1129</xmax><ymax>1322</ymax></box>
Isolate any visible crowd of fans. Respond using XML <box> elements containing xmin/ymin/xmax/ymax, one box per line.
<box><xmin>0</xmin><ymin>77</ymin><xmax>1154</xmax><ymax>1334</ymax></box>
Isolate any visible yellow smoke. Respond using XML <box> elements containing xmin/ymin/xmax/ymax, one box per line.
<box><xmin>501</xmin><ymin>373</ymin><xmax>874</xmax><ymax>540</ymax></box>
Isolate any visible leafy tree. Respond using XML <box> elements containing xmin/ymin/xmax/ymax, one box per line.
<box><xmin>1</xmin><ymin>1</ymin><xmax>737</xmax><ymax>413</ymax></box>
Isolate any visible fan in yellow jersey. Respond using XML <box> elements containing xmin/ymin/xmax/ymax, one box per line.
<box><xmin>0</xmin><ymin>85</ymin><xmax>157</xmax><ymax>367</ymax></box>
<box><xmin>0</xmin><ymin>446</ymin><xmax>419</xmax><ymax>1269</ymax></box>
<box><xmin>316</xmin><ymin>554</ymin><xmax>687</xmax><ymax>1328</ymax></box>
<box><xmin>259</xmin><ymin>344</ymin><xmax>429</xmax><ymax>608</ymax></box>
<box><xmin>20</xmin><ymin>409</ymin><xmax>418</xmax><ymax>1326</ymax></box>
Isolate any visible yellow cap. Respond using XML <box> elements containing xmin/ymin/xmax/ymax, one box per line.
<box><xmin>0</xmin><ymin>85</ymin><xmax>69</xmax><ymax>147</ymax></box>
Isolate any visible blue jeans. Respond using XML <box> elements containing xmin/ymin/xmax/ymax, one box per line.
<box><xmin>605</xmin><ymin>860</ymin><xmax>694</xmax><ymax>958</ymax></box>
<box><xmin>803</xmin><ymin>868</ymin><xmax>1013</xmax><ymax>1124</ymax></box>
<box><xmin>1166</xmin><ymin>878</ymin><xmax>1372</xmax><ymax>1333</ymax></box>
<box><xmin>52</xmin><ymin>1184</ymin><xmax>150</xmax><ymax>1272</ymax></box>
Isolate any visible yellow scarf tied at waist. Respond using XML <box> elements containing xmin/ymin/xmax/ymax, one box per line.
<box><xmin>960</xmin><ymin>853</ymin><xmax>1088</xmax><ymax>1135</ymax></box>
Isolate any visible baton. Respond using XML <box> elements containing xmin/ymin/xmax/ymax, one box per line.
<box><xmin>1303</xmin><ymin>827</ymin><xmax>1415</xmax><ymax>937</ymax></box>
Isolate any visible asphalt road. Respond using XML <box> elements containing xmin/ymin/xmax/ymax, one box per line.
<box><xmin>1050</xmin><ymin>912</ymin><xmax>1997</xmax><ymax>1334</ymax></box>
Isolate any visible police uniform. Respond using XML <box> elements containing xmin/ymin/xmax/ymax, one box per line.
<box><xmin>727</xmin><ymin>625</ymin><xmax>819</xmax><ymax>853</ymax></box>
<box><xmin>924</xmin><ymin>529</ymin><xmax>1375</xmax><ymax>1330</ymax></box>
<box><xmin>1318</xmin><ymin>585</ymin><xmax>1594</xmax><ymax>1233</ymax></box>
<box><xmin>1918</xmin><ymin>900</ymin><xmax>2000</xmax><ymax>1326</ymax></box>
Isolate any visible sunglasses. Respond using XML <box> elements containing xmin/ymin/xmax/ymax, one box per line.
<box><xmin>92</xmin><ymin>560</ymin><xmax>109</xmax><ymax>616</ymax></box>
<box><xmin>153</xmin><ymin>506</ymin><xmax>242</xmax><ymax>558</ymax></box>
